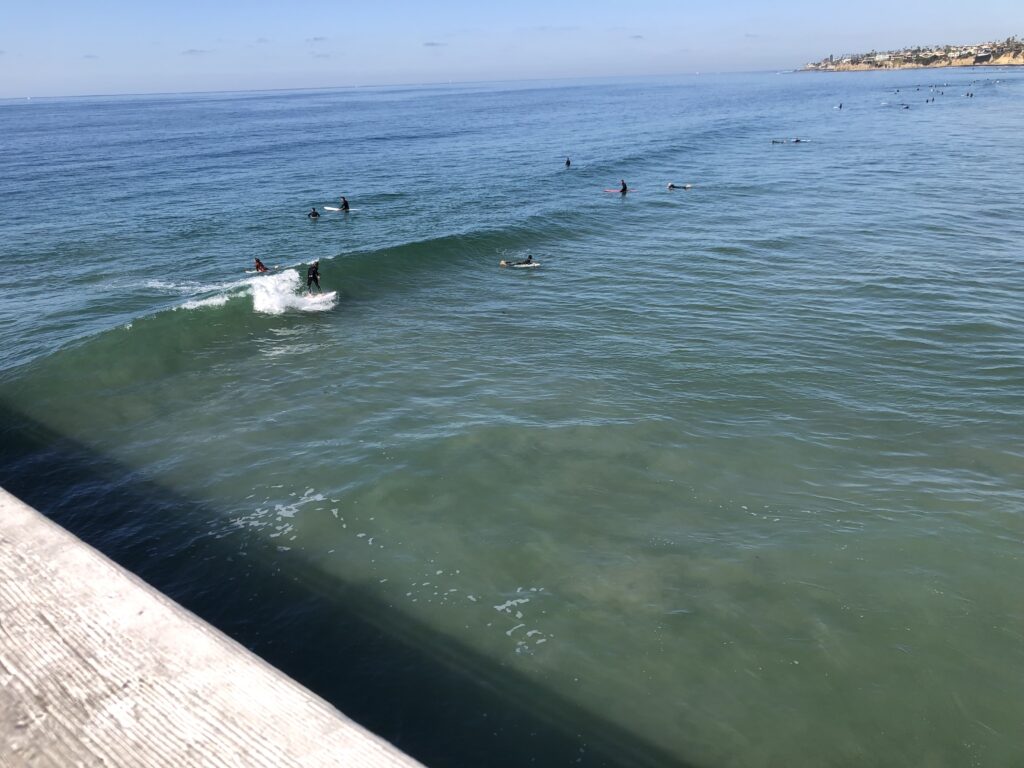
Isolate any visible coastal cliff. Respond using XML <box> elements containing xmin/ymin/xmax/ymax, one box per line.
<box><xmin>805</xmin><ymin>38</ymin><xmax>1024</xmax><ymax>71</ymax></box>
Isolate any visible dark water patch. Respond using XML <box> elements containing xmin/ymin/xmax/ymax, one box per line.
<box><xmin>0</xmin><ymin>404</ymin><xmax>694</xmax><ymax>768</ymax></box>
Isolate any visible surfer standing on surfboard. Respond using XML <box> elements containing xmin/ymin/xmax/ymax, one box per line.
<box><xmin>306</xmin><ymin>261</ymin><xmax>321</xmax><ymax>294</ymax></box>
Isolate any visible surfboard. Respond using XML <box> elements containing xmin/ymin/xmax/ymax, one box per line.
<box><xmin>304</xmin><ymin>290</ymin><xmax>338</xmax><ymax>302</ymax></box>
<box><xmin>324</xmin><ymin>206</ymin><xmax>357</xmax><ymax>212</ymax></box>
<box><xmin>604</xmin><ymin>189</ymin><xmax>631</xmax><ymax>193</ymax></box>
<box><xmin>500</xmin><ymin>260</ymin><xmax>540</xmax><ymax>269</ymax></box>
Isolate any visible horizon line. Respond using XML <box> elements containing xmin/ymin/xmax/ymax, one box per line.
<box><xmin>0</xmin><ymin>69</ymin><xmax>783</xmax><ymax>102</ymax></box>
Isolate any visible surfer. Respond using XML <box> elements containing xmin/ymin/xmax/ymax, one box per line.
<box><xmin>565</xmin><ymin>157</ymin><xmax>571</xmax><ymax>168</ymax></box>
<box><xmin>308</xmin><ymin>207</ymin><xmax>320</xmax><ymax>219</ymax></box>
<box><xmin>500</xmin><ymin>255</ymin><xmax>534</xmax><ymax>268</ymax></box>
<box><xmin>620</xmin><ymin>179</ymin><xmax>628</xmax><ymax>195</ymax></box>
<box><xmin>254</xmin><ymin>258</ymin><xmax>268</xmax><ymax>273</ymax></box>
<box><xmin>340</xmin><ymin>196</ymin><xmax>350</xmax><ymax>211</ymax></box>
<box><xmin>306</xmin><ymin>261</ymin><xmax>321</xmax><ymax>293</ymax></box>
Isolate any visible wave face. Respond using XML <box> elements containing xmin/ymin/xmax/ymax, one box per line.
<box><xmin>2</xmin><ymin>73</ymin><xmax>1024</xmax><ymax>767</ymax></box>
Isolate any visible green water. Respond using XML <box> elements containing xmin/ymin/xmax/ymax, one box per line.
<box><xmin>1</xmin><ymin>73</ymin><xmax>1022</xmax><ymax>766</ymax></box>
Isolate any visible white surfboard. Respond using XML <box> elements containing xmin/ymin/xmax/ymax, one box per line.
<box><xmin>500</xmin><ymin>260</ymin><xmax>541</xmax><ymax>269</ymax></box>
<box><xmin>302</xmin><ymin>290</ymin><xmax>338</xmax><ymax>306</ymax></box>
<box><xmin>324</xmin><ymin>206</ymin><xmax>357</xmax><ymax>212</ymax></box>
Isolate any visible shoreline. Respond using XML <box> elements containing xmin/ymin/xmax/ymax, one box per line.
<box><xmin>804</xmin><ymin>41</ymin><xmax>1023</xmax><ymax>72</ymax></box>
<box><xmin>806</xmin><ymin>57</ymin><xmax>1023</xmax><ymax>73</ymax></box>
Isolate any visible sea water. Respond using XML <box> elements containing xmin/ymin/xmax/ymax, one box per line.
<box><xmin>1</xmin><ymin>71</ymin><xmax>1023</xmax><ymax>767</ymax></box>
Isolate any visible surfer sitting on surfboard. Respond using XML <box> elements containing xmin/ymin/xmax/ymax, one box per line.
<box><xmin>620</xmin><ymin>179</ymin><xmax>628</xmax><ymax>194</ymax></box>
<box><xmin>306</xmin><ymin>261</ymin><xmax>321</xmax><ymax>293</ymax></box>
<box><xmin>340</xmin><ymin>196</ymin><xmax>350</xmax><ymax>211</ymax></box>
<box><xmin>308</xmin><ymin>207</ymin><xmax>320</xmax><ymax>219</ymax></box>
<box><xmin>254</xmin><ymin>258</ymin><xmax>269</xmax><ymax>273</ymax></box>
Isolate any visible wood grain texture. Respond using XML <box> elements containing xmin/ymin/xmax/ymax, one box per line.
<box><xmin>0</xmin><ymin>488</ymin><xmax>424</xmax><ymax>768</ymax></box>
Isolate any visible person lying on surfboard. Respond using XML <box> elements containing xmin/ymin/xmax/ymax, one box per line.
<box><xmin>500</xmin><ymin>255</ymin><xmax>534</xmax><ymax>267</ymax></box>
<box><xmin>307</xmin><ymin>207</ymin><xmax>320</xmax><ymax>219</ymax></box>
<box><xmin>254</xmin><ymin>258</ymin><xmax>269</xmax><ymax>273</ymax></box>
<box><xmin>306</xmin><ymin>261</ymin><xmax>321</xmax><ymax>293</ymax></box>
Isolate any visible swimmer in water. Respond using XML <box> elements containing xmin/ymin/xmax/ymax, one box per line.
<box><xmin>308</xmin><ymin>207</ymin><xmax>320</xmax><ymax>219</ymax></box>
<box><xmin>565</xmin><ymin>157</ymin><xmax>571</xmax><ymax>168</ymax></box>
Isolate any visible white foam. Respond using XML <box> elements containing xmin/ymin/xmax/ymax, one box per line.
<box><xmin>249</xmin><ymin>269</ymin><xmax>337</xmax><ymax>315</ymax></box>
<box><xmin>178</xmin><ymin>295</ymin><xmax>230</xmax><ymax>310</ymax></box>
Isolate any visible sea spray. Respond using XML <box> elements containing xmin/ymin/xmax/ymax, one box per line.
<box><xmin>249</xmin><ymin>269</ymin><xmax>337</xmax><ymax>314</ymax></box>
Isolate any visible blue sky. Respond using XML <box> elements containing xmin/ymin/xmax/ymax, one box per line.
<box><xmin>2</xmin><ymin>0</ymin><xmax>1022</xmax><ymax>97</ymax></box>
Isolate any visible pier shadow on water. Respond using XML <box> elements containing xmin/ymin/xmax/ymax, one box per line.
<box><xmin>0</xmin><ymin>402</ymin><xmax>695</xmax><ymax>768</ymax></box>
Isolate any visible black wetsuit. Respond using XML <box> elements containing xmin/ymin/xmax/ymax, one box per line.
<box><xmin>307</xmin><ymin>263</ymin><xmax>320</xmax><ymax>291</ymax></box>
<box><xmin>308</xmin><ymin>209</ymin><xmax>320</xmax><ymax>219</ymax></box>
<box><xmin>341</xmin><ymin>198</ymin><xmax>350</xmax><ymax>211</ymax></box>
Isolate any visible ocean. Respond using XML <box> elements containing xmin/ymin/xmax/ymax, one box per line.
<box><xmin>1</xmin><ymin>70</ymin><xmax>1022</xmax><ymax>767</ymax></box>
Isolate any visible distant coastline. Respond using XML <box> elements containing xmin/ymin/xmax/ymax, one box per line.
<box><xmin>804</xmin><ymin>37</ymin><xmax>1023</xmax><ymax>72</ymax></box>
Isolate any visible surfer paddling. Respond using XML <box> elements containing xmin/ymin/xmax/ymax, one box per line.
<box><xmin>307</xmin><ymin>207</ymin><xmax>320</xmax><ymax>219</ymax></box>
<box><xmin>499</xmin><ymin>255</ymin><xmax>535</xmax><ymax>268</ymax></box>
<box><xmin>306</xmin><ymin>261</ymin><xmax>321</xmax><ymax>293</ymax></box>
<box><xmin>254</xmin><ymin>258</ymin><xmax>269</xmax><ymax>273</ymax></box>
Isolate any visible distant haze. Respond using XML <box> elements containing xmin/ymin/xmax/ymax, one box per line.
<box><xmin>2</xmin><ymin>0</ymin><xmax>1022</xmax><ymax>97</ymax></box>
